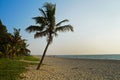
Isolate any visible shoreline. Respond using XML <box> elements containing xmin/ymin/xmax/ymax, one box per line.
<box><xmin>33</xmin><ymin>54</ymin><xmax>120</xmax><ymax>60</ymax></box>
<box><xmin>21</xmin><ymin>56</ymin><xmax>120</xmax><ymax>80</ymax></box>
<box><xmin>34</xmin><ymin>55</ymin><xmax>120</xmax><ymax>61</ymax></box>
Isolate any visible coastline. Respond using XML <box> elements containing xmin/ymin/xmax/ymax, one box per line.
<box><xmin>20</xmin><ymin>56</ymin><xmax>120</xmax><ymax>80</ymax></box>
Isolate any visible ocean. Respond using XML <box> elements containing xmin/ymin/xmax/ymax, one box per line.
<box><xmin>55</xmin><ymin>54</ymin><xmax>120</xmax><ymax>60</ymax></box>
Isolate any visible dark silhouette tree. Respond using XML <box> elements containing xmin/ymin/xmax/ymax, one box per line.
<box><xmin>0</xmin><ymin>19</ymin><xmax>30</xmax><ymax>58</ymax></box>
<box><xmin>8</xmin><ymin>28</ymin><xmax>30</xmax><ymax>58</ymax></box>
<box><xmin>8</xmin><ymin>28</ymin><xmax>22</xmax><ymax>58</ymax></box>
<box><xmin>26</xmin><ymin>2</ymin><xmax>74</xmax><ymax>70</ymax></box>
<box><xmin>0</xmin><ymin>20</ymin><xmax>9</xmax><ymax>57</ymax></box>
<box><xmin>19</xmin><ymin>39</ymin><xmax>30</xmax><ymax>56</ymax></box>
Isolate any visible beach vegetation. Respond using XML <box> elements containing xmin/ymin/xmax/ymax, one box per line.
<box><xmin>21</xmin><ymin>55</ymin><xmax>39</xmax><ymax>61</ymax></box>
<box><xmin>0</xmin><ymin>55</ymin><xmax>39</xmax><ymax>80</ymax></box>
<box><xmin>0</xmin><ymin>58</ymin><xmax>28</xmax><ymax>80</ymax></box>
<box><xmin>0</xmin><ymin>20</ymin><xmax>30</xmax><ymax>58</ymax></box>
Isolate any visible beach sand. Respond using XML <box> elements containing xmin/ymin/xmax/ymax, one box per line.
<box><xmin>20</xmin><ymin>56</ymin><xmax>120</xmax><ymax>80</ymax></box>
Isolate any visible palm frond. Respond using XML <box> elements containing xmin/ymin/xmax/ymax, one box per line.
<box><xmin>26</xmin><ymin>25</ymin><xmax>44</xmax><ymax>33</ymax></box>
<box><xmin>34</xmin><ymin>30</ymin><xmax>48</xmax><ymax>38</ymax></box>
<box><xmin>8</xmin><ymin>34</ymin><xmax>13</xmax><ymax>40</ymax></box>
<box><xmin>53</xmin><ymin>32</ymin><xmax>58</xmax><ymax>37</ymax></box>
<box><xmin>56</xmin><ymin>19</ymin><xmax>69</xmax><ymax>26</ymax></box>
<box><xmin>44</xmin><ymin>2</ymin><xmax>53</xmax><ymax>11</ymax></box>
<box><xmin>44</xmin><ymin>2</ymin><xmax>55</xmax><ymax>21</ymax></box>
<box><xmin>51</xmin><ymin>4</ymin><xmax>56</xmax><ymax>16</ymax></box>
<box><xmin>55</xmin><ymin>25</ymin><xmax>74</xmax><ymax>32</ymax></box>
<box><xmin>39</xmin><ymin>8</ymin><xmax>47</xmax><ymax>18</ymax></box>
<box><xmin>32</xmin><ymin>17</ymin><xmax>46</xmax><ymax>25</ymax></box>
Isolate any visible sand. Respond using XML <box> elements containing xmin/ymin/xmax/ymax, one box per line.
<box><xmin>20</xmin><ymin>56</ymin><xmax>120</xmax><ymax>80</ymax></box>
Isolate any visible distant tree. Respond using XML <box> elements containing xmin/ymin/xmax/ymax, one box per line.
<box><xmin>0</xmin><ymin>20</ymin><xmax>30</xmax><ymax>58</ymax></box>
<box><xmin>26</xmin><ymin>2</ymin><xmax>74</xmax><ymax>70</ymax></box>
<box><xmin>8</xmin><ymin>28</ymin><xmax>30</xmax><ymax>58</ymax></box>
<box><xmin>0</xmin><ymin>20</ymin><xmax>9</xmax><ymax>57</ymax></box>
<box><xmin>18</xmin><ymin>39</ymin><xmax>30</xmax><ymax>56</ymax></box>
<box><xmin>0</xmin><ymin>20</ymin><xmax>7</xmax><ymax>33</ymax></box>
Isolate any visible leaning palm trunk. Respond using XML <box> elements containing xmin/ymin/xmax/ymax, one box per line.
<box><xmin>36</xmin><ymin>40</ymin><xmax>50</xmax><ymax>70</ymax></box>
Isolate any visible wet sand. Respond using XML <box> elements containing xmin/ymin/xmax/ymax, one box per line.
<box><xmin>20</xmin><ymin>56</ymin><xmax>120</xmax><ymax>80</ymax></box>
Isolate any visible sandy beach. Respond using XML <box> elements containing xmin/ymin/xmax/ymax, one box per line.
<box><xmin>20</xmin><ymin>56</ymin><xmax>120</xmax><ymax>80</ymax></box>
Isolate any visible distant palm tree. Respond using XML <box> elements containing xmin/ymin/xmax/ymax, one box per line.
<box><xmin>8</xmin><ymin>28</ymin><xmax>30</xmax><ymax>58</ymax></box>
<box><xmin>8</xmin><ymin>28</ymin><xmax>21</xmax><ymax>57</ymax></box>
<box><xmin>26</xmin><ymin>2</ymin><xmax>74</xmax><ymax>70</ymax></box>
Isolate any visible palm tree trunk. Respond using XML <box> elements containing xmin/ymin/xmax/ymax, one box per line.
<box><xmin>36</xmin><ymin>40</ymin><xmax>50</xmax><ymax>70</ymax></box>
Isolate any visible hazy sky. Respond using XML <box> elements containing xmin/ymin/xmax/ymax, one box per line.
<box><xmin>0</xmin><ymin>0</ymin><xmax>120</xmax><ymax>55</ymax></box>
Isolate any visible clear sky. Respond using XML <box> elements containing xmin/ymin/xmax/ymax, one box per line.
<box><xmin>0</xmin><ymin>0</ymin><xmax>120</xmax><ymax>55</ymax></box>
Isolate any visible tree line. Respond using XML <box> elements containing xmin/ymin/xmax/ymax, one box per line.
<box><xmin>0</xmin><ymin>20</ymin><xmax>30</xmax><ymax>58</ymax></box>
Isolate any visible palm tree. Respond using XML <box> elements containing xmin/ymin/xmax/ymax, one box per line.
<box><xmin>8</xmin><ymin>28</ymin><xmax>22</xmax><ymax>58</ymax></box>
<box><xmin>26</xmin><ymin>2</ymin><xmax>74</xmax><ymax>70</ymax></box>
<box><xmin>8</xmin><ymin>28</ymin><xmax>30</xmax><ymax>58</ymax></box>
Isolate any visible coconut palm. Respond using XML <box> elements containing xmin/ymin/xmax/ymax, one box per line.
<box><xmin>8</xmin><ymin>28</ymin><xmax>22</xmax><ymax>58</ymax></box>
<box><xmin>26</xmin><ymin>2</ymin><xmax>73</xmax><ymax>70</ymax></box>
<box><xmin>8</xmin><ymin>28</ymin><xmax>30</xmax><ymax>58</ymax></box>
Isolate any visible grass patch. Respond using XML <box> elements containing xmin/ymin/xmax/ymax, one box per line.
<box><xmin>22</xmin><ymin>55</ymin><xmax>39</xmax><ymax>61</ymax></box>
<box><xmin>0</xmin><ymin>56</ymin><xmax>39</xmax><ymax>80</ymax></box>
<box><xmin>0</xmin><ymin>58</ymin><xmax>29</xmax><ymax>80</ymax></box>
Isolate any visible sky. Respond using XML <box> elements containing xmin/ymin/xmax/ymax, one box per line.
<box><xmin>0</xmin><ymin>0</ymin><xmax>120</xmax><ymax>55</ymax></box>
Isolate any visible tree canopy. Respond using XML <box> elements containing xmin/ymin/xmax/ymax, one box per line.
<box><xmin>0</xmin><ymin>20</ymin><xmax>30</xmax><ymax>58</ymax></box>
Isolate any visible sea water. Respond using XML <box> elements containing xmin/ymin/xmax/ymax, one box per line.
<box><xmin>55</xmin><ymin>54</ymin><xmax>120</xmax><ymax>60</ymax></box>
